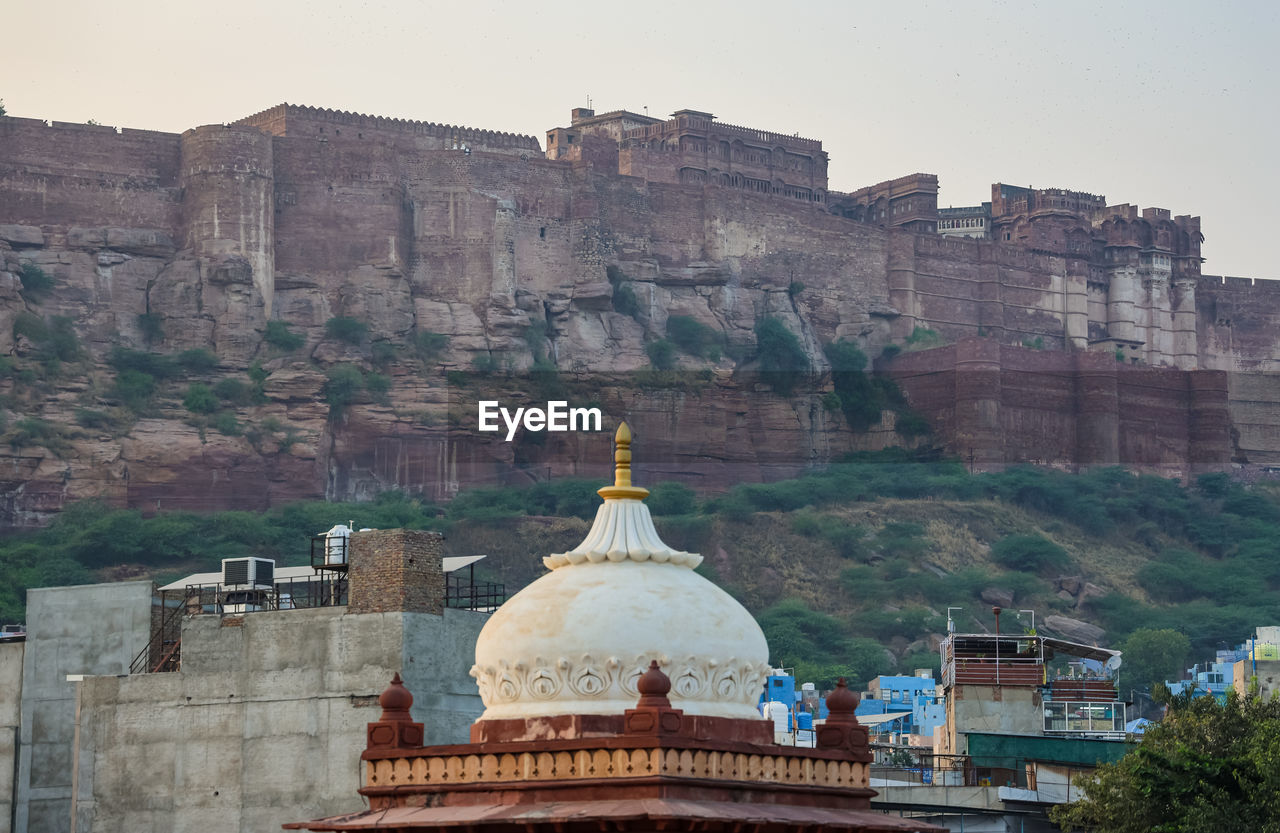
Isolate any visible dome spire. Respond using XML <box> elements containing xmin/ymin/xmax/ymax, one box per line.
<box><xmin>543</xmin><ymin>420</ymin><xmax>699</xmax><ymax>569</ymax></box>
<box><xmin>598</xmin><ymin>422</ymin><xmax>650</xmax><ymax>501</ymax></box>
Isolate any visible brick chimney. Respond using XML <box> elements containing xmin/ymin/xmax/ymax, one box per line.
<box><xmin>347</xmin><ymin>529</ymin><xmax>445</xmax><ymax>615</ymax></box>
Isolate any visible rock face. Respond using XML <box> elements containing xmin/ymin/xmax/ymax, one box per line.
<box><xmin>1043</xmin><ymin>615</ymin><xmax>1106</xmax><ymax>646</ymax></box>
<box><xmin>0</xmin><ymin>106</ymin><xmax>1276</xmax><ymax>527</ymax></box>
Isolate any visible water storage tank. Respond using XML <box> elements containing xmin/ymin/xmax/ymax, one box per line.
<box><xmin>765</xmin><ymin>701</ymin><xmax>790</xmax><ymax>733</ymax></box>
<box><xmin>323</xmin><ymin>524</ymin><xmax>352</xmax><ymax>565</ymax></box>
<box><xmin>796</xmin><ymin>712</ymin><xmax>814</xmax><ymax>731</ymax></box>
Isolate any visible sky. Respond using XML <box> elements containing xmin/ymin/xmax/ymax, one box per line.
<box><xmin>3</xmin><ymin>0</ymin><xmax>1277</xmax><ymax>279</ymax></box>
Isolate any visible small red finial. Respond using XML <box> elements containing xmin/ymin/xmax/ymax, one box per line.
<box><xmin>637</xmin><ymin>660</ymin><xmax>671</xmax><ymax>701</ymax></box>
<box><xmin>624</xmin><ymin>659</ymin><xmax>684</xmax><ymax>735</ymax></box>
<box><xmin>365</xmin><ymin>672</ymin><xmax>424</xmax><ymax>753</ymax></box>
<box><xmin>816</xmin><ymin>677</ymin><xmax>868</xmax><ymax>753</ymax></box>
<box><xmin>378</xmin><ymin>672</ymin><xmax>414</xmax><ymax>721</ymax></box>
<box><xmin>825</xmin><ymin>677</ymin><xmax>859</xmax><ymax>719</ymax></box>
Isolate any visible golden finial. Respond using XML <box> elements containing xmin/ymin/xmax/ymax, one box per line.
<box><xmin>614</xmin><ymin>422</ymin><xmax>633</xmax><ymax>488</ymax></box>
<box><xmin>598</xmin><ymin>421</ymin><xmax>649</xmax><ymax>501</ymax></box>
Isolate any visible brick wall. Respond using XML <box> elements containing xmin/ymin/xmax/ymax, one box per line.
<box><xmin>347</xmin><ymin>529</ymin><xmax>445</xmax><ymax>615</ymax></box>
<box><xmin>891</xmin><ymin>339</ymin><xmax>1231</xmax><ymax>475</ymax></box>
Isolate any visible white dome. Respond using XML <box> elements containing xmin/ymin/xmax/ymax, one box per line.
<box><xmin>470</xmin><ymin>426</ymin><xmax>771</xmax><ymax>721</ymax></box>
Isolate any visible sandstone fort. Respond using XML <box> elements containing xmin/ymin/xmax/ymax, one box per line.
<box><xmin>0</xmin><ymin>102</ymin><xmax>1277</xmax><ymax>527</ymax></box>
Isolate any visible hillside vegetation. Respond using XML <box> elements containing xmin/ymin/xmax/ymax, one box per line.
<box><xmin>3</xmin><ymin>455</ymin><xmax>1277</xmax><ymax>689</ymax></box>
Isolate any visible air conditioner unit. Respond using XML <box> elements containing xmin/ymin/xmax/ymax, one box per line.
<box><xmin>222</xmin><ymin>557</ymin><xmax>275</xmax><ymax>589</ymax></box>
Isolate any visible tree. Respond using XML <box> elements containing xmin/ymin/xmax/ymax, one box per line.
<box><xmin>990</xmin><ymin>533</ymin><xmax>1071</xmax><ymax>574</ymax></box>
<box><xmin>324</xmin><ymin>316</ymin><xmax>368</xmax><ymax>345</ymax></box>
<box><xmin>1051</xmin><ymin>687</ymin><xmax>1280</xmax><ymax>832</ymax></box>
<box><xmin>182</xmin><ymin>383</ymin><xmax>218</xmax><ymax>414</ymax></box>
<box><xmin>754</xmin><ymin>317</ymin><xmax>809</xmax><ymax>396</ymax></box>
<box><xmin>1118</xmin><ymin>628</ymin><xmax>1192</xmax><ymax>693</ymax></box>
<box><xmin>0</xmin><ymin>100</ymin><xmax>7</xmax><ymax>117</ymax></box>
<box><xmin>645</xmin><ymin>339</ymin><xmax>676</xmax><ymax>370</ymax></box>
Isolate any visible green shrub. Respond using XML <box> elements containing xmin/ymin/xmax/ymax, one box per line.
<box><xmin>264</xmin><ymin>320</ymin><xmax>304</xmax><ymax>351</ymax></box>
<box><xmin>757</xmin><ymin>599</ymin><xmax>893</xmax><ymax>688</ymax></box>
<box><xmin>212</xmin><ymin>377</ymin><xmax>251</xmax><ymax>405</ymax></box>
<box><xmin>903</xmin><ymin>327</ymin><xmax>944</xmax><ymax>350</ymax></box>
<box><xmin>18</xmin><ymin>262</ymin><xmax>54</xmax><ymax>298</ymax></box>
<box><xmin>109</xmin><ymin>347</ymin><xmax>180</xmax><ymax>380</ymax></box>
<box><xmin>874</xmin><ymin>521</ymin><xmax>928</xmax><ymax>559</ymax></box>
<box><xmin>646</xmin><ymin>339</ymin><xmax>676</xmax><ymax>370</ymax></box>
<box><xmin>990</xmin><ymin>534</ymin><xmax>1070</xmax><ymax>574</ymax></box>
<box><xmin>414</xmin><ymin>331</ymin><xmax>449</xmax><ymax>363</ymax></box>
<box><xmin>648</xmin><ymin>482</ymin><xmax>698</xmax><ymax>516</ymax></box>
<box><xmin>371</xmin><ymin>341</ymin><xmax>397</xmax><ymax>367</ymax></box>
<box><xmin>182</xmin><ymin>383</ymin><xmax>218</xmax><ymax>414</ymax></box>
<box><xmin>324</xmin><ymin>316</ymin><xmax>367</xmax><ymax>345</ymax></box>
<box><xmin>74</xmin><ymin>409</ymin><xmax>116</xmax><ymax>430</ymax></box>
<box><xmin>365</xmin><ymin>371</ymin><xmax>391</xmax><ymax>403</ymax></box>
<box><xmin>6</xmin><ymin>417</ymin><xmax>65</xmax><ymax>451</ymax></box>
<box><xmin>894</xmin><ymin>411</ymin><xmax>930</xmax><ymax>437</ymax></box>
<box><xmin>787</xmin><ymin>281</ymin><xmax>805</xmax><ymax>297</ymax></box>
<box><xmin>211</xmin><ymin>412</ymin><xmax>241</xmax><ymax>437</ymax></box>
<box><xmin>612</xmin><ymin>283</ymin><xmax>640</xmax><ymax>318</ymax></box>
<box><xmin>177</xmin><ymin>349</ymin><xmax>219</xmax><ymax>374</ymax></box>
<box><xmin>13</xmin><ymin>311</ymin><xmax>48</xmax><ymax>342</ymax></box>
<box><xmin>137</xmin><ymin>312</ymin><xmax>164</xmax><ymax>344</ymax></box>
<box><xmin>754</xmin><ymin>317</ymin><xmax>809</xmax><ymax>396</ymax></box>
<box><xmin>324</xmin><ymin>364</ymin><xmax>365</xmax><ymax>415</ymax></box>
<box><xmin>667</xmin><ymin>316</ymin><xmax>720</xmax><ymax>358</ymax></box>
<box><xmin>13</xmin><ymin>315</ymin><xmax>82</xmax><ymax>365</ymax></box>
<box><xmin>113</xmin><ymin>370</ymin><xmax>157</xmax><ymax>411</ymax></box>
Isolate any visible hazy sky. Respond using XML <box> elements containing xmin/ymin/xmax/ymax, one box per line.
<box><xmin>4</xmin><ymin>0</ymin><xmax>1277</xmax><ymax>279</ymax></box>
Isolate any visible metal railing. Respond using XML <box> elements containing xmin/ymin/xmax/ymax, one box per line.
<box><xmin>445</xmin><ymin>573</ymin><xmax>505</xmax><ymax>611</ymax></box>
<box><xmin>311</xmin><ymin>535</ymin><xmax>349</xmax><ymax>572</ymax></box>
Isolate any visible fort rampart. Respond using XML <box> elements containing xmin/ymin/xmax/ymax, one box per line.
<box><xmin>0</xmin><ymin>104</ymin><xmax>1277</xmax><ymax>523</ymax></box>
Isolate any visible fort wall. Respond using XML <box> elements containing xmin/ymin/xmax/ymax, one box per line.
<box><xmin>0</xmin><ymin>104</ymin><xmax>1277</xmax><ymax>523</ymax></box>
<box><xmin>890</xmin><ymin>339</ymin><xmax>1231</xmax><ymax>477</ymax></box>
<box><xmin>0</xmin><ymin>118</ymin><xmax>182</xmax><ymax>232</ymax></box>
<box><xmin>236</xmin><ymin>103</ymin><xmax>542</xmax><ymax>155</ymax></box>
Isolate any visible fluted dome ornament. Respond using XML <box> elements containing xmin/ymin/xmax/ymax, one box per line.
<box><xmin>470</xmin><ymin>423</ymin><xmax>771</xmax><ymax>721</ymax></box>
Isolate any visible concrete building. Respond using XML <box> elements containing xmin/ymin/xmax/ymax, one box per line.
<box><xmin>1</xmin><ymin>633</ymin><xmax>24</xmax><ymax>833</ymax></box>
<box><xmin>3</xmin><ymin>529</ymin><xmax>495</xmax><ymax>833</ymax></box>
<box><xmin>858</xmin><ymin>673</ymin><xmax>946</xmax><ymax>744</ymax></box>
<box><xmin>1230</xmin><ymin>625</ymin><xmax>1280</xmax><ymax>699</ymax></box>
<box><xmin>869</xmin><ymin>624</ymin><xmax>1130</xmax><ymax>830</ymax></box>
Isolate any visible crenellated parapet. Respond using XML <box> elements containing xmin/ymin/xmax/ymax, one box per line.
<box><xmin>235</xmin><ymin>102</ymin><xmax>542</xmax><ymax>154</ymax></box>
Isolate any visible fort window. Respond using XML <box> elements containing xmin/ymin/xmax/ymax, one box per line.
<box><xmin>539</xmin><ymin>227</ymin><xmax>546</xmax><ymax>239</ymax></box>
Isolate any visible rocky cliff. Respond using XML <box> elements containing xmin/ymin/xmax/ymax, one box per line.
<box><xmin>0</xmin><ymin>107</ymin><xmax>1276</xmax><ymax>528</ymax></box>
